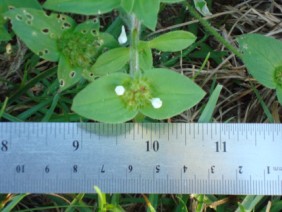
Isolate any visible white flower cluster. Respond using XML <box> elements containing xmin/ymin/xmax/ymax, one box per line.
<box><xmin>114</xmin><ymin>86</ymin><xmax>163</xmax><ymax>109</ymax></box>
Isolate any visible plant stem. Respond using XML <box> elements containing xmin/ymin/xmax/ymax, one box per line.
<box><xmin>130</xmin><ymin>14</ymin><xmax>141</xmax><ymax>76</ymax></box>
<box><xmin>185</xmin><ymin>1</ymin><xmax>242</xmax><ymax>59</ymax></box>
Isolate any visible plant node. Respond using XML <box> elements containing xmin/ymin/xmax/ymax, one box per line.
<box><xmin>119</xmin><ymin>77</ymin><xmax>153</xmax><ymax>110</ymax></box>
<box><xmin>57</xmin><ymin>30</ymin><xmax>101</xmax><ymax>69</ymax></box>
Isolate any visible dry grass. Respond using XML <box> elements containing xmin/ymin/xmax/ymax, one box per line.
<box><xmin>1</xmin><ymin>0</ymin><xmax>282</xmax><ymax>211</ymax></box>
<box><xmin>163</xmin><ymin>0</ymin><xmax>282</xmax><ymax>124</ymax></box>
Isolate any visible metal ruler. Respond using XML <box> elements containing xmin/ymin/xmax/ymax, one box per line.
<box><xmin>0</xmin><ymin>123</ymin><xmax>282</xmax><ymax>194</ymax></box>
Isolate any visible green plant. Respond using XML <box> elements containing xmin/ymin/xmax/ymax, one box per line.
<box><xmin>0</xmin><ymin>0</ymin><xmax>41</xmax><ymax>41</ymax></box>
<box><xmin>238</xmin><ymin>34</ymin><xmax>282</xmax><ymax>104</ymax></box>
<box><xmin>5</xmin><ymin>7</ymin><xmax>118</xmax><ymax>91</ymax></box>
<box><xmin>5</xmin><ymin>0</ymin><xmax>206</xmax><ymax>123</ymax></box>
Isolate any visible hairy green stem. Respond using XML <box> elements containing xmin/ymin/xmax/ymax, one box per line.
<box><xmin>130</xmin><ymin>14</ymin><xmax>141</xmax><ymax>76</ymax></box>
<box><xmin>185</xmin><ymin>1</ymin><xmax>242</xmax><ymax>59</ymax></box>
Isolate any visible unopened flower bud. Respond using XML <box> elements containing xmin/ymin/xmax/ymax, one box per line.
<box><xmin>118</xmin><ymin>25</ymin><xmax>127</xmax><ymax>45</ymax></box>
<box><xmin>151</xmin><ymin>98</ymin><xmax>162</xmax><ymax>109</ymax></box>
<box><xmin>115</xmin><ymin>85</ymin><xmax>125</xmax><ymax>96</ymax></box>
<box><xmin>6</xmin><ymin>43</ymin><xmax>12</xmax><ymax>55</ymax></box>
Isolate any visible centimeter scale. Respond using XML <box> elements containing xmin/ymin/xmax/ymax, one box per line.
<box><xmin>0</xmin><ymin>122</ymin><xmax>282</xmax><ymax>194</ymax></box>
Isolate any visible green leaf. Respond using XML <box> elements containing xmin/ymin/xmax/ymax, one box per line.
<box><xmin>91</xmin><ymin>47</ymin><xmax>130</xmax><ymax>76</ymax></box>
<box><xmin>140</xmin><ymin>68</ymin><xmax>206</xmax><ymax>119</ymax></box>
<box><xmin>5</xmin><ymin>8</ymin><xmax>76</xmax><ymax>61</ymax></box>
<box><xmin>193</xmin><ymin>0</ymin><xmax>212</xmax><ymax>16</ymax></box>
<box><xmin>43</xmin><ymin>0</ymin><xmax>120</xmax><ymax>15</ymax></box>
<box><xmin>238</xmin><ymin>34</ymin><xmax>282</xmax><ymax>89</ymax></box>
<box><xmin>0</xmin><ymin>0</ymin><xmax>42</xmax><ymax>41</ymax></box>
<box><xmin>74</xmin><ymin>18</ymin><xmax>100</xmax><ymax>34</ymax></box>
<box><xmin>0</xmin><ymin>24</ymin><xmax>11</xmax><ymax>41</ymax></box>
<box><xmin>198</xmin><ymin>84</ymin><xmax>222</xmax><ymax>123</ymax></box>
<box><xmin>100</xmin><ymin>32</ymin><xmax>119</xmax><ymax>49</ymax></box>
<box><xmin>276</xmin><ymin>87</ymin><xmax>282</xmax><ymax>105</ymax></box>
<box><xmin>235</xmin><ymin>196</ymin><xmax>264</xmax><ymax>212</ymax></box>
<box><xmin>139</xmin><ymin>42</ymin><xmax>153</xmax><ymax>70</ymax></box>
<box><xmin>161</xmin><ymin>0</ymin><xmax>184</xmax><ymax>3</ymax></box>
<box><xmin>72</xmin><ymin>73</ymin><xmax>138</xmax><ymax>123</ymax></box>
<box><xmin>132</xmin><ymin>0</ymin><xmax>160</xmax><ymax>31</ymax></box>
<box><xmin>1</xmin><ymin>0</ymin><xmax>41</xmax><ymax>11</ymax></box>
<box><xmin>2</xmin><ymin>194</ymin><xmax>28</xmax><ymax>212</ymax></box>
<box><xmin>94</xmin><ymin>186</ymin><xmax>107</xmax><ymax>212</ymax></box>
<box><xmin>58</xmin><ymin>55</ymin><xmax>83</xmax><ymax>91</ymax></box>
<box><xmin>149</xmin><ymin>30</ymin><xmax>196</xmax><ymax>52</ymax></box>
<box><xmin>121</xmin><ymin>0</ymin><xmax>135</xmax><ymax>13</ymax></box>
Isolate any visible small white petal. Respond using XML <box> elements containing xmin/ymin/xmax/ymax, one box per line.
<box><xmin>115</xmin><ymin>85</ymin><xmax>125</xmax><ymax>96</ymax></box>
<box><xmin>151</xmin><ymin>98</ymin><xmax>162</xmax><ymax>109</ymax></box>
<box><xmin>118</xmin><ymin>25</ymin><xmax>127</xmax><ymax>45</ymax></box>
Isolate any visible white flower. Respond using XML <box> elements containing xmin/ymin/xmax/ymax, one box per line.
<box><xmin>151</xmin><ymin>98</ymin><xmax>162</xmax><ymax>109</ymax></box>
<box><xmin>118</xmin><ymin>25</ymin><xmax>127</xmax><ymax>45</ymax></box>
<box><xmin>115</xmin><ymin>85</ymin><xmax>125</xmax><ymax>96</ymax></box>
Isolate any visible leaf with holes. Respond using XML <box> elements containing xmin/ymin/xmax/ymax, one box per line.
<box><xmin>139</xmin><ymin>68</ymin><xmax>206</xmax><ymax>119</ymax></box>
<box><xmin>43</xmin><ymin>0</ymin><xmax>120</xmax><ymax>15</ymax></box>
<box><xmin>0</xmin><ymin>0</ymin><xmax>42</xmax><ymax>41</ymax></box>
<box><xmin>1</xmin><ymin>0</ymin><xmax>41</xmax><ymax>11</ymax></box>
<box><xmin>58</xmin><ymin>55</ymin><xmax>83</xmax><ymax>91</ymax></box>
<box><xmin>132</xmin><ymin>0</ymin><xmax>160</xmax><ymax>31</ymax></box>
<box><xmin>74</xmin><ymin>18</ymin><xmax>100</xmax><ymax>34</ymax></box>
<box><xmin>5</xmin><ymin>8</ymin><xmax>76</xmax><ymax>61</ymax></box>
<box><xmin>149</xmin><ymin>30</ymin><xmax>196</xmax><ymax>52</ymax></box>
<box><xmin>91</xmin><ymin>47</ymin><xmax>130</xmax><ymax>76</ymax></box>
<box><xmin>238</xmin><ymin>34</ymin><xmax>282</xmax><ymax>104</ymax></box>
<box><xmin>72</xmin><ymin>73</ymin><xmax>138</xmax><ymax>123</ymax></box>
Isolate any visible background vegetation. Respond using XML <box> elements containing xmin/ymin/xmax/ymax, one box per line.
<box><xmin>1</xmin><ymin>0</ymin><xmax>282</xmax><ymax>211</ymax></box>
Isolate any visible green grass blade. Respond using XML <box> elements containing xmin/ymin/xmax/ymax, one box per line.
<box><xmin>17</xmin><ymin>99</ymin><xmax>52</xmax><ymax>120</ymax></box>
<box><xmin>0</xmin><ymin>97</ymin><xmax>9</xmax><ymax>119</ymax></box>
<box><xmin>8</xmin><ymin>67</ymin><xmax>56</xmax><ymax>104</ymax></box>
<box><xmin>2</xmin><ymin>113</ymin><xmax>23</xmax><ymax>122</ymax></box>
<box><xmin>41</xmin><ymin>93</ymin><xmax>60</xmax><ymax>122</ymax></box>
<box><xmin>146</xmin><ymin>194</ymin><xmax>158</xmax><ymax>212</ymax></box>
<box><xmin>175</xmin><ymin>194</ymin><xmax>189</xmax><ymax>212</ymax></box>
<box><xmin>94</xmin><ymin>186</ymin><xmax>107</xmax><ymax>212</ymax></box>
<box><xmin>198</xmin><ymin>84</ymin><xmax>222</xmax><ymax>123</ymax></box>
<box><xmin>251</xmin><ymin>84</ymin><xmax>274</xmax><ymax>123</ymax></box>
<box><xmin>2</xmin><ymin>194</ymin><xmax>28</xmax><ymax>212</ymax></box>
<box><xmin>235</xmin><ymin>195</ymin><xmax>264</xmax><ymax>212</ymax></box>
<box><xmin>195</xmin><ymin>194</ymin><xmax>205</xmax><ymax>212</ymax></box>
<box><xmin>65</xmin><ymin>193</ymin><xmax>92</xmax><ymax>212</ymax></box>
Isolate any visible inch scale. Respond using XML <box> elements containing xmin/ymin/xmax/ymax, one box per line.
<box><xmin>0</xmin><ymin>123</ymin><xmax>282</xmax><ymax>194</ymax></box>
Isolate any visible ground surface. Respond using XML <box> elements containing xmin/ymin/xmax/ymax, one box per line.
<box><xmin>0</xmin><ymin>0</ymin><xmax>282</xmax><ymax>211</ymax></box>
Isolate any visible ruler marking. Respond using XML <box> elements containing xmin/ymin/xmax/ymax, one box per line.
<box><xmin>201</xmin><ymin>124</ymin><xmax>204</xmax><ymax>141</ymax></box>
<box><xmin>193</xmin><ymin>124</ymin><xmax>195</xmax><ymax>139</ymax></box>
<box><xmin>167</xmin><ymin>124</ymin><xmax>170</xmax><ymax>141</ymax></box>
<box><xmin>175</xmin><ymin>124</ymin><xmax>178</xmax><ymax>140</ymax></box>
<box><xmin>133</xmin><ymin>124</ymin><xmax>135</xmax><ymax>141</ymax></box>
<box><xmin>211</xmin><ymin>124</ymin><xmax>213</xmax><ymax>140</ymax></box>
<box><xmin>184</xmin><ymin>124</ymin><xmax>187</xmax><ymax>146</ymax></box>
<box><xmin>141</xmin><ymin>123</ymin><xmax>144</xmax><ymax>139</ymax></box>
<box><xmin>158</xmin><ymin>123</ymin><xmax>161</xmax><ymax>140</ymax></box>
<box><xmin>1</xmin><ymin>123</ymin><xmax>282</xmax><ymax>194</ymax></box>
